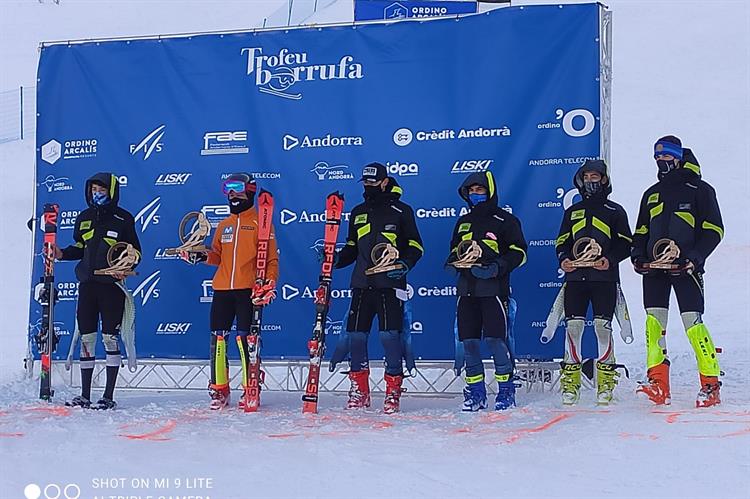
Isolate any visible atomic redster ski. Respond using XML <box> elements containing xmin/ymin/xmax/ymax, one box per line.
<box><xmin>302</xmin><ymin>192</ymin><xmax>345</xmax><ymax>414</ymax></box>
<box><xmin>38</xmin><ymin>204</ymin><xmax>60</xmax><ymax>401</ymax></box>
<box><xmin>239</xmin><ymin>189</ymin><xmax>274</xmax><ymax>412</ymax></box>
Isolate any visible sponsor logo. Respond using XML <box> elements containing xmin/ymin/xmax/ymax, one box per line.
<box><xmin>220</xmin><ymin>172</ymin><xmax>281</xmax><ymax>181</ymax></box>
<box><xmin>531</xmin><ymin>318</ymin><xmax>595</xmax><ymax>328</ymax></box>
<box><xmin>38</xmin><ymin>175</ymin><xmax>73</xmax><ymax>193</ymax></box>
<box><xmin>417</xmin><ymin>286</ymin><xmax>457</xmax><ymax>297</ymax></box>
<box><xmin>385</xmin><ymin>2</ymin><xmax>408</xmax><ymax>18</ymax></box>
<box><xmin>200</xmin><ymin>280</ymin><xmax>214</xmax><ymax>303</ymax></box>
<box><xmin>280</xmin><ymin>209</ymin><xmax>351</xmax><ymax>225</ymax></box>
<box><xmin>59</xmin><ymin>210</ymin><xmax>81</xmax><ymax>230</ymax></box>
<box><xmin>326</xmin><ymin>317</ymin><xmax>344</xmax><ymax>335</ymax></box>
<box><xmin>281</xmin><ymin>284</ymin><xmax>352</xmax><ymax>300</ymax></box>
<box><xmin>155</xmin><ymin>173</ymin><xmax>192</xmax><ymax>186</ymax></box>
<box><xmin>537</xmin><ymin>108</ymin><xmax>596</xmax><ymax>137</ymax></box>
<box><xmin>528</xmin><ymin>156</ymin><xmax>598</xmax><ymax>167</ymax></box>
<box><xmin>528</xmin><ymin>239</ymin><xmax>556</xmax><ymax>247</ymax></box>
<box><xmin>415</xmin><ymin>207</ymin><xmax>468</xmax><ymax>219</ymax></box>
<box><xmin>30</xmin><ymin>318</ymin><xmax>71</xmax><ymax>337</ymax></box>
<box><xmin>156</xmin><ymin>322</ymin><xmax>192</xmax><ymax>335</ymax></box>
<box><xmin>40</xmin><ymin>138</ymin><xmax>98</xmax><ymax>164</ymax></box>
<box><xmin>154</xmin><ymin>248</ymin><xmax>180</xmax><ymax>260</ymax></box>
<box><xmin>393</xmin><ymin>126</ymin><xmax>510</xmax><ymax>146</ymax></box>
<box><xmin>132</xmin><ymin>271</ymin><xmax>161</xmax><ymax>306</ymax></box>
<box><xmin>201</xmin><ymin>205</ymin><xmax>231</xmax><ymax>228</ymax></box>
<box><xmin>309</xmin><ymin>238</ymin><xmax>346</xmax><ymax>253</ymax></box>
<box><xmin>283</xmin><ymin>133</ymin><xmax>363</xmax><ymax>151</ymax></box>
<box><xmin>55</xmin><ymin>282</ymin><xmax>79</xmax><ymax>301</ymax></box>
<box><xmin>538</xmin><ymin>188</ymin><xmax>579</xmax><ymax>209</ymax></box>
<box><xmin>385</xmin><ymin>161</ymin><xmax>419</xmax><ymax>177</ymax></box>
<box><xmin>451</xmin><ymin>160</ymin><xmax>493</xmax><ymax>174</ymax></box>
<box><xmin>241</xmin><ymin>47</ymin><xmax>363</xmax><ymax>100</ymax></box>
<box><xmin>262</xmin><ymin>324</ymin><xmax>282</xmax><ymax>332</ymax></box>
<box><xmin>130</xmin><ymin>125</ymin><xmax>165</xmax><ymax>160</ymax></box>
<box><xmin>311</xmin><ymin>161</ymin><xmax>354</xmax><ymax>181</ymax></box>
<box><xmin>201</xmin><ymin>131</ymin><xmax>249</xmax><ymax>156</ymax></box>
<box><xmin>384</xmin><ymin>2</ymin><xmax>463</xmax><ymax>18</ymax></box>
<box><xmin>135</xmin><ymin>197</ymin><xmax>161</xmax><ymax>232</ymax></box>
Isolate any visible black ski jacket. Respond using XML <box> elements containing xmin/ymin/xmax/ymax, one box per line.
<box><xmin>447</xmin><ymin>171</ymin><xmax>527</xmax><ymax>298</ymax></box>
<box><xmin>556</xmin><ymin>162</ymin><xmax>632</xmax><ymax>283</ymax></box>
<box><xmin>60</xmin><ymin>172</ymin><xmax>142</xmax><ymax>284</ymax></box>
<box><xmin>336</xmin><ymin>177</ymin><xmax>423</xmax><ymax>290</ymax></box>
<box><xmin>631</xmin><ymin>149</ymin><xmax>724</xmax><ymax>272</ymax></box>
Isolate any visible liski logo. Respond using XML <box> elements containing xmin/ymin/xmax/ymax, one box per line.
<box><xmin>135</xmin><ymin>197</ymin><xmax>161</xmax><ymax>232</ymax></box>
<box><xmin>201</xmin><ymin>131</ymin><xmax>249</xmax><ymax>156</ymax></box>
<box><xmin>155</xmin><ymin>173</ymin><xmax>192</xmax><ymax>186</ymax></box>
<box><xmin>284</xmin><ymin>133</ymin><xmax>363</xmax><ymax>151</ymax></box>
<box><xmin>451</xmin><ymin>160</ymin><xmax>493</xmax><ymax>174</ymax></box>
<box><xmin>130</xmin><ymin>125</ymin><xmax>165</xmax><ymax>160</ymax></box>
<box><xmin>241</xmin><ymin>47</ymin><xmax>364</xmax><ymax>100</ymax></box>
<box><xmin>310</xmin><ymin>161</ymin><xmax>354</xmax><ymax>181</ymax></box>
<box><xmin>156</xmin><ymin>322</ymin><xmax>192</xmax><ymax>335</ymax></box>
<box><xmin>38</xmin><ymin>175</ymin><xmax>73</xmax><ymax>193</ymax></box>
<box><xmin>132</xmin><ymin>271</ymin><xmax>161</xmax><ymax>306</ymax></box>
<box><xmin>154</xmin><ymin>248</ymin><xmax>180</xmax><ymax>260</ymax></box>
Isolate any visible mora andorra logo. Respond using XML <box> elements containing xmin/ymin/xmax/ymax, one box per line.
<box><xmin>241</xmin><ymin>47</ymin><xmax>364</xmax><ymax>100</ymax></box>
<box><xmin>310</xmin><ymin>161</ymin><xmax>354</xmax><ymax>181</ymax></box>
<box><xmin>38</xmin><ymin>175</ymin><xmax>73</xmax><ymax>193</ymax></box>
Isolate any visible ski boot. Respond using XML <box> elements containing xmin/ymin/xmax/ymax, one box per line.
<box><xmin>596</xmin><ymin>362</ymin><xmax>619</xmax><ymax>406</ymax></box>
<box><xmin>494</xmin><ymin>374</ymin><xmax>516</xmax><ymax>411</ymax></box>
<box><xmin>696</xmin><ymin>374</ymin><xmax>721</xmax><ymax>408</ymax></box>
<box><xmin>561</xmin><ymin>363</ymin><xmax>582</xmax><ymax>406</ymax></box>
<box><xmin>462</xmin><ymin>377</ymin><xmax>487</xmax><ymax>412</ymax></box>
<box><xmin>66</xmin><ymin>396</ymin><xmax>92</xmax><ymax>408</ymax></box>
<box><xmin>383</xmin><ymin>373</ymin><xmax>404</xmax><ymax>414</ymax></box>
<box><xmin>93</xmin><ymin>397</ymin><xmax>117</xmax><ymax>410</ymax></box>
<box><xmin>346</xmin><ymin>369</ymin><xmax>371</xmax><ymax>409</ymax></box>
<box><xmin>209</xmin><ymin>384</ymin><xmax>230</xmax><ymax>410</ymax></box>
<box><xmin>637</xmin><ymin>361</ymin><xmax>671</xmax><ymax>405</ymax></box>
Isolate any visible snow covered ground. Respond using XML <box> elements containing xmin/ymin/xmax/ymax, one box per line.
<box><xmin>1</xmin><ymin>1</ymin><xmax>749</xmax><ymax>498</ymax></box>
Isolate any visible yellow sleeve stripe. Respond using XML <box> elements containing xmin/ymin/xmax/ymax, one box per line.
<box><xmin>510</xmin><ymin>244</ymin><xmax>527</xmax><ymax>266</ymax></box>
<box><xmin>702</xmin><ymin>221</ymin><xmax>724</xmax><ymax>239</ymax></box>
<box><xmin>408</xmin><ymin>239</ymin><xmax>424</xmax><ymax>253</ymax></box>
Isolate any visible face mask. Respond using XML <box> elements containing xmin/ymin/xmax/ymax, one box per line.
<box><xmin>228</xmin><ymin>195</ymin><xmax>254</xmax><ymax>214</ymax></box>
<box><xmin>364</xmin><ymin>185</ymin><xmax>382</xmax><ymax>197</ymax></box>
<box><xmin>92</xmin><ymin>191</ymin><xmax>110</xmax><ymax>206</ymax></box>
<box><xmin>656</xmin><ymin>159</ymin><xmax>678</xmax><ymax>179</ymax></box>
<box><xmin>582</xmin><ymin>180</ymin><xmax>602</xmax><ymax>197</ymax></box>
<box><xmin>468</xmin><ymin>193</ymin><xmax>487</xmax><ymax>206</ymax></box>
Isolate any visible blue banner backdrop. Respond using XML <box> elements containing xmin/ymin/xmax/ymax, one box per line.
<box><xmin>31</xmin><ymin>4</ymin><xmax>605</xmax><ymax>362</ymax></box>
<box><xmin>355</xmin><ymin>0</ymin><xmax>478</xmax><ymax>21</ymax></box>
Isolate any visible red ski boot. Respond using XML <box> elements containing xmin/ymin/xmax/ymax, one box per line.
<box><xmin>209</xmin><ymin>384</ymin><xmax>230</xmax><ymax>410</ymax></box>
<box><xmin>383</xmin><ymin>374</ymin><xmax>404</xmax><ymax>414</ymax></box>
<box><xmin>637</xmin><ymin>362</ymin><xmax>671</xmax><ymax>405</ymax></box>
<box><xmin>696</xmin><ymin>374</ymin><xmax>721</xmax><ymax>408</ymax></box>
<box><xmin>346</xmin><ymin>369</ymin><xmax>371</xmax><ymax>409</ymax></box>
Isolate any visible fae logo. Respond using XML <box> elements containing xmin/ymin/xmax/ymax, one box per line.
<box><xmin>201</xmin><ymin>205</ymin><xmax>231</xmax><ymax>228</ymax></box>
<box><xmin>38</xmin><ymin>175</ymin><xmax>73</xmax><ymax>193</ymax></box>
<box><xmin>537</xmin><ymin>108</ymin><xmax>596</xmax><ymax>137</ymax></box>
<box><xmin>201</xmin><ymin>131</ymin><xmax>249</xmax><ymax>156</ymax></box>
<box><xmin>393</xmin><ymin>128</ymin><xmax>413</xmax><ymax>146</ymax></box>
<box><xmin>386</xmin><ymin>161</ymin><xmax>419</xmax><ymax>177</ymax></box>
<box><xmin>155</xmin><ymin>173</ymin><xmax>192</xmax><ymax>186</ymax></box>
<box><xmin>200</xmin><ymin>280</ymin><xmax>214</xmax><ymax>303</ymax></box>
<box><xmin>135</xmin><ymin>197</ymin><xmax>161</xmax><ymax>232</ymax></box>
<box><xmin>156</xmin><ymin>322</ymin><xmax>192</xmax><ymax>335</ymax></box>
<box><xmin>451</xmin><ymin>160</ymin><xmax>493</xmax><ymax>174</ymax></box>
<box><xmin>311</xmin><ymin>161</ymin><xmax>354</xmax><ymax>181</ymax></box>
<box><xmin>41</xmin><ymin>140</ymin><xmax>61</xmax><ymax>165</ymax></box>
<box><xmin>282</xmin><ymin>284</ymin><xmax>300</xmax><ymax>300</ymax></box>
<box><xmin>241</xmin><ymin>47</ymin><xmax>363</xmax><ymax>100</ymax></box>
<box><xmin>130</xmin><ymin>125</ymin><xmax>165</xmax><ymax>160</ymax></box>
<box><xmin>132</xmin><ymin>271</ymin><xmax>161</xmax><ymax>306</ymax></box>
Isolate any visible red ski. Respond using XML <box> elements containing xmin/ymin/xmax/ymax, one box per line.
<box><xmin>38</xmin><ymin>204</ymin><xmax>60</xmax><ymax>401</ymax></box>
<box><xmin>302</xmin><ymin>192</ymin><xmax>345</xmax><ymax>414</ymax></box>
<box><xmin>239</xmin><ymin>190</ymin><xmax>274</xmax><ymax>412</ymax></box>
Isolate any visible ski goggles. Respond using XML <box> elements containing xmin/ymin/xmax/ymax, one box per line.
<box><xmin>222</xmin><ymin>178</ymin><xmax>257</xmax><ymax>195</ymax></box>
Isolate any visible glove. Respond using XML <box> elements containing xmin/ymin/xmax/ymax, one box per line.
<box><xmin>316</xmin><ymin>248</ymin><xmax>340</xmax><ymax>266</ymax></box>
<box><xmin>470</xmin><ymin>262</ymin><xmax>499</xmax><ymax>279</ymax></box>
<box><xmin>179</xmin><ymin>250</ymin><xmax>207</xmax><ymax>265</ymax></box>
<box><xmin>386</xmin><ymin>260</ymin><xmax>409</xmax><ymax>279</ymax></box>
<box><xmin>252</xmin><ymin>279</ymin><xmax>277</xmax><ymax>306</ymax></box>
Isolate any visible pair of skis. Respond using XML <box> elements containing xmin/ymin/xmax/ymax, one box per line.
<box><xmin>37</xmin><ymin>203</ymin><xmax>60</xmax><ymax>401</ymax></box>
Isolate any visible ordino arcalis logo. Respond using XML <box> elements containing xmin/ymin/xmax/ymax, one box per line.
<box><xmin>240</xmin><ymin>47</ymin><xmax>364</xmax><ymax>100</ymax></box>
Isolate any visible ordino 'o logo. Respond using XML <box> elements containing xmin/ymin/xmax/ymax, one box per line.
<box><xmin>393</xmin><ymin>128</ymin><xmax>413</xmax><ymax>147</ymax></box>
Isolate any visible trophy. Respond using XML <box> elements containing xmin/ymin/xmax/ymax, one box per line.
<box><xmin>365</xmin><ymin>242</ymin><xmax>405</xmax><ymax>275</ymax></box>
<box><xmin>165</xmin><ymin>211</ymin><xmax>211</xmax><ymax>255</ymax></box>
<box><xmin>450</xmin><ymin>240</ymin><xmax>483</xmax><ymax>269</ymax></box>
<box><xmin>570</xmin><ymin>237</ymin><xmax>603</xmax><ymax>268</ymax></box>
<box><xmin>94</xmin><ymin>242</ymin><xmax>139</xmax><ymax>276</ymax></box>
<box><xmin>645</xmin><ymin>238</ymin><xmax>681</xmax><ymax>270</ymax></box>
